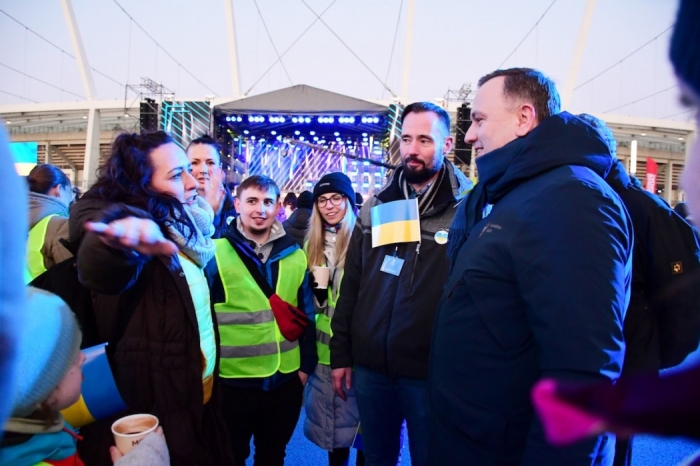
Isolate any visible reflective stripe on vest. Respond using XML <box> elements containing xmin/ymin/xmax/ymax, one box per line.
<box><xmin>24</xmin><ymin>214</ymin><xmax>57</xmax><ymax>284</ymax></box>
<box><xmin>214</xmin><ymin>239</ymin><xmax>307</xmax><ymax>378</ymax></box>
<box><xmin>316</xmin><ymin>269</ymin><xmax>342</xmax><ymax>365</ymax></box>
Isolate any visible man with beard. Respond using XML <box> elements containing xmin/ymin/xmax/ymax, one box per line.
<box><xmin>330</xmin><ymin>102</ymin><xmax>472</xmax><ymax>466</ymax></box>
<box><xmin>211</xmin><ymin>175</ymin><xmax>317</xmax><ymax>466</ymax></box>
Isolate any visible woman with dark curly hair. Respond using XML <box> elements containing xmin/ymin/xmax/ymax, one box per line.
<box><xmin>69</xmin><ymin>131</ymin><xmax>234</xmax><ymax>466</ymax></box>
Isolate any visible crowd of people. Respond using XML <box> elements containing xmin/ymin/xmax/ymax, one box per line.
<box><xmin>1</xmin><ymin>1</ymin><xmax>700</xmax><ymax>465</ymax></box>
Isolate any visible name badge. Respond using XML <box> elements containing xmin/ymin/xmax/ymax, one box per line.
<box><xmin>380</xmin><ymin>255</ymin><xmax>404</xmax><ymax>276</ymax></box>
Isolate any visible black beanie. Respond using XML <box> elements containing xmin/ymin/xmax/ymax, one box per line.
<box><xmin>670</xmin><ymin>0</ymin><xmax>700</xmax><ymax>96</ymax></box>
<box><xmin>313</xmin><ymin>172</ymin><xmax>355</xmax><ymax>209</ymax></box>
<box><xmin>297</xmin><ymin>191</ymin><xmax>314</xmax><ymax>209</ymax></box>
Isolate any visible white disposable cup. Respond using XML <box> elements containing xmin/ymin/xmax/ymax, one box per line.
<box><xmin>311</xmin><ymin>266</ymin><xmax>331</xmax><ymax>289</ymax></box>
<box><xmin>111</xmin><ymin>413</ymin><xmax>159</xmax><ymax>455</ymax></box>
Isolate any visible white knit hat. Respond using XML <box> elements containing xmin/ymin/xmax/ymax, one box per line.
<box><xmin>11</xmin><ymin>287</ymin><xmax>82</xmax><ymax>417</ymax></box>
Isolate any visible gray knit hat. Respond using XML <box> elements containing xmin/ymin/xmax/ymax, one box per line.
<box><xmin>12</xmin><ymin>287</ymin><xmax>82</xmax><ymax>417</ymax></box>
<box><xmin>670</xmin><ymin>0</ymin><xmax>700</xmax><ymax>96</ymax></box>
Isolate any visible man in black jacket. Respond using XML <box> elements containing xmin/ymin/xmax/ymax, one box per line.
<box><xmin>580</xmin><ymin>113</ymin><xmax>700</xmax><ymax>466</ymax></box>
<box><xmin>330</xmin><ymin>102</ymin><xmax>471</xmax><ymax>466</ymax></box>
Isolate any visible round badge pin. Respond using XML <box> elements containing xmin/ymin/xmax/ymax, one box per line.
<box><xmin>434</xmin><ymin>230</ymin><xmax>448</xmax><ymax>245</ymax></box>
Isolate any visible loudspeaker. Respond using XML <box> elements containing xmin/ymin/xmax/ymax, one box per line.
<box><xmin>140</xmin><ymin>98</ymin><xmax>159</xmax><ymax>132</ymax></box>
<box><xmin>454</xmin><ymin>103</ymin><xmax>472</xmax><ymax>166</ymax></box>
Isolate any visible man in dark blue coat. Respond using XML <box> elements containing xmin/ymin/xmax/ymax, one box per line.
<box><xmin>429</xmin><ymin>68</ymin><xmax>632</xmax><ymax>465</ymax></box>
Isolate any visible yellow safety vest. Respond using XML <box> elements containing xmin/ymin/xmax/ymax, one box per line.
<box><xmin>214</xmin><ymin>239</ymin><xmax>307</xmax><ymax>378</ymax></box>
<box><xmin>315</xmin><ymin>269</ymin><xmax>342</xmax><ymax>365</ymax></box>
<box><xmin>24</xmin><ymin>214</ymin><xmax>57</xmax><ymax>284</ymax></box>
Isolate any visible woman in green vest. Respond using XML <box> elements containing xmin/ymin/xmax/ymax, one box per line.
<box><xmin>303</xmin><ymin>172</ymin><xmax>364</xmax><ymax>466</ymax></box>
<box><xmin>25</xmin><ymin>164</ymin><xmax>74</xmax><ymax>282</ymax></box>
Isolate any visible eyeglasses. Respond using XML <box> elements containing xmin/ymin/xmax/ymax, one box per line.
<box><xmin>317</xmin><ymin>194</ymin><xmax>345</xmax><ymax>208</ymax></box>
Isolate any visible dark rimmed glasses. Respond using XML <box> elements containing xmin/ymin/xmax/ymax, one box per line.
<box><xmin>317</xmin><ymin>194</ymin><xmax>345</xmax><ymax>208</ymax></box>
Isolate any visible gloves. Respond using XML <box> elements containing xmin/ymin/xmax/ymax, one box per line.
<box><xmin>310</xmin><ymin>276</ymin><xmax>328</xmax><ymax>306</ymax></box>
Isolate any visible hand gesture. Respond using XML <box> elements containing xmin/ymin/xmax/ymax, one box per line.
<box><xmin>332</xmin><ymin>367</ymin><xmax>353</xmax><ymax>401</ymax></box>
<box><xmin>200</xmin><ymin>166</ymin><xmax>226</xmax><ymax>214</ymax></box>
<box><xmin>85</xmin><ymin>217</ymin><xmax>178</xmax><ymax>257</ymax></box>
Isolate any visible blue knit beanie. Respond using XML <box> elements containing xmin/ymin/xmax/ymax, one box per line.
<box><xmin>670</xmin><ymin>0</ymin><xmax>700</xmax><ymax>96</ymax></box>
<box><xmin>12</xmin><ymin>287</ymin><xmax>82</xmax><ymax>417</ymax></box>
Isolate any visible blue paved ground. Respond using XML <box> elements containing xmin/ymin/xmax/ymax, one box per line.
<box><xmin>246</xmin><ymin>349</ymin><xmax>700</xmax><ymax>465</ymax></box>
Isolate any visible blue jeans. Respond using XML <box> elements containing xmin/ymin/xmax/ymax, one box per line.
<box><xmin>354</xmin><ymin>365</ymin><xmax>430</xmax><ymax>466</ymax></box>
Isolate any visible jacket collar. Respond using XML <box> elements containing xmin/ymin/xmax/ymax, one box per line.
<box><xmin>376</xmin><ymin>161</ymin><xmax>472</xmax><ymax>214</ymax></box>
<box><xmin>475</xmin><ymin>111</ymin><xmax>614</xmax><ymax>204</ymax></box>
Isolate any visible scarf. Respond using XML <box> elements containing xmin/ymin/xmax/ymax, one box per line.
<box><xmin>167</xmin><ymin>197</ymin><xmax>216</xmax><ymax>268</ymax></box>
<box><xmin>446</xmin><ymin>181</ymin><xmax>488</xmax><ymax>269</ymax></box>
<box><xmin>398</xmin><ymin>164</ymin><xmax>447</xmax><ymax>216</ymax></box>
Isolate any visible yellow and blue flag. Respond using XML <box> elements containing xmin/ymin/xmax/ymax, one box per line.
<box><xmin>61</xmin><ymin>343</ymin><xmax>127</xmax><ymax>427</ymax></box>
<box><xmin>371</xmin><ymin>199</ymin><xmax>421</xmax><ymax>248</ymax></box>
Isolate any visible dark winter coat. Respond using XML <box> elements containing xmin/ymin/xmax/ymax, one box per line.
<box><xmin>430</xmin><ymin>112</ymin><xmax>632</xmax><ymax>465</ymax></box>
<box><xmin>283</xmin><ymin>208</ymin><xmax>312</xmax><ymax>247</ymax></box>
<box><xmin>69</xmin><ymin>197</ymin><xmax>234</xmax><ymax>466</ymax></box>
<box><xmin>330</xmin><ymin>161</ymin><xmax>471</xmax><ymax>379</ymax></box>
<box><xmin>605</xmin><ymin>159</ymin><xmax>700</xmax><ymax>373</ymax></box>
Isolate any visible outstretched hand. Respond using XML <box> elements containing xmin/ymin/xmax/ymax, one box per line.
<box><xmin>85</xmin><ymin>217</ymin><xmax>178</xmax><ymax>257</ymax></box>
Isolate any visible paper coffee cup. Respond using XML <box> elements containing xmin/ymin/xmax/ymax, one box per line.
<box><xmin>111</xmin><ymin>413</ymin><xmax>159</xmax><ymax>455</ymax></box>
<box><xmin>311</xmin><ymin>266</ymin><xmax>330</xmax><ymax>289</ymax></box>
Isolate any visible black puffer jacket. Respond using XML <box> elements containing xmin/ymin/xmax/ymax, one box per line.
<box><xmin>330</xmin><ymin>162</ymin><xmax>471</xmax><ymax>378</ymax></box>
<box><xmin>69</xmin><ymin>197</ymin><xmax>235</xmax><ymax>466</ymax></box>
<box><xmin>283</xmin><ymin>208</ymin><xmax>312</xmax><ymax>247</ymax></box>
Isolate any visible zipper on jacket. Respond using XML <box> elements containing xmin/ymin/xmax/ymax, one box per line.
<box><xmin>409</xmin><ymin>242</ymin><xmax>421</xmax><ymax>290</ymax></box>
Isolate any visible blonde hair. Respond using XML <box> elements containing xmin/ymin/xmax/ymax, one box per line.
<box><xmin>305</xmin><ymin>198</ymin><xmax>356</xmax><ymax>270</ymax></box>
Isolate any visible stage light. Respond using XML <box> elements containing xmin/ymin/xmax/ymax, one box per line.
<box><xmin>362</xmin><ymin>142</ymin><xmax>368</xmax><ymax>146</ymax></box>
<box><xmin>225</xmin><ymin>116</ymin><xmax>231</xmax><ymax>122</ymax></box>
<box><xmin>334</xmin><ymin>132</ymin><xmax>340</xmax><ymax>136</ymax></box>
<box><xmin>361</xmin><ymin>117</ymin><xmax>367</xmax><ymax>123</ymax></box>
<box><xmin>317</xmin><ymin>117</ymin><xmax>324</xmax><ymax>123</ymax></box>
<box><xmin>237</xmin><ymin>117</ymin><xmax>242</xmax><ymax>122</ymax></box>
<box><xmin>299</xmin><ymin>136</ymin><xmax>305</xmax><ymax>141</ymax></box>
<box><xmin>304</xmin><ymin>117</ymin><xmax>311</xmax><ymax>123</ymax></box>
<box><xmin>251</xmin><ymin>136</ymin><xmax>257</xmax><ymax>140</ymax></box>
<box><xmin>363</xmin><ymin>161</ymin><xmax>371</xmax><ymax>166</ymax></box>
<box><xmin>328</xmin><ymin>117</ymin><xmax>335</xmax><ymax>123</ymax></box>
<box><xmin>276</xmin><ymin>135</ymin><xmax>282</xmax><ymax>141</ymax></box>
<box><xmin>346</xmin><ymin>140</ymin><xmax>352</xmax><ymax>144</ymax></box>
<box><xmin>313</xmin><ymin>136</ymin><xmax>319</xmax><ymax>141</ymax></box>
<box><xmin>349</xmin><ymin>117</ymin><xmax>355</xmax><ymax>123</ymax></box>
<box><xmin>280</xmin><ymin>117</ymin><xmax>286</xmax><ymax>123</ymax></box>
<box><xmin>373</xmin><ymin>117</ymin><xmax>380</xmax><ymax>123</ymax></box>
<box><xmin>244</xmin><ymin>130</ymin><xmax>250</xmax><ymax>134</ymax></box>
<box><xmin>271</xmin><ymin>131</ymin><xmax>277</xmax><ymax>135</ymax></box>
<box><xmin>292</xmin><ymin>117</ymin><xmax>298</xmax><ymax>123</ymax></box>
<box><xmin>234</xmin><ymin>138</ymin><xmax>239</xmax><ymax>141</ymax></box>
<box><xmin>295</xmin><ymin>131</ymin><xmax>300</xmax><ymax>135</ymax></box>
<box><xmin>248</xmin><ymin>116</ymin><xmax>254</xmax><ymax>122</ymax></box>
<box><xmin>310</xmin><ymin>131</ymin><xmax>316</xmax><ymax>135</ymax></box>
<box><xmin>336</xmin><ymin>137</ymin><xmax>342</xmax><ymax>141</ymax></box>
<box><xmin>363</xmin><ymin>137</ymin><xmax>368</xmax><ymax>141</ymax></box>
